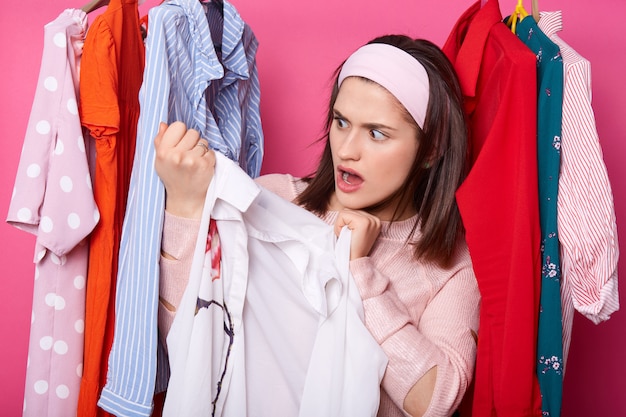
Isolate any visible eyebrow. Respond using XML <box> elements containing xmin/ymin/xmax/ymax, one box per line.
<box><xmin>333</xmin><ymin>109</ymin><xmax>397</xmax><ymax>131</ymax></box>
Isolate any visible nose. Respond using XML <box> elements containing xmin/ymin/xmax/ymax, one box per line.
<box><xmin>334</xmin><ymin>128</ymin><xmax>361</xmax><ymax>161</ymax></box>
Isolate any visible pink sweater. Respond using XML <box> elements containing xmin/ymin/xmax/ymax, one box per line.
<box><xmin>160</xmin><ymin>173</ymin><xmax>480</xmax><ymax>417</ymax></box>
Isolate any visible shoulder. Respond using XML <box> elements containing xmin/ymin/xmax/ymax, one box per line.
<box><xmin>413</xmin><ymin>238</ymin><xmax>475</xmax><ymax>290</ymax></box>
<box><xmin>431</xmin><ymin>239</ymin><xmax>477</xmax><ymax>293</ymax></box>
<box><xmin>254</xmin><ymin>173</ymin><xmax>307</xmax><ymax>202</ymax></box>
<box><xmin>441</xmin><ymin>239</ymin><xmax>474</xmax><ymax>279</ymax></box>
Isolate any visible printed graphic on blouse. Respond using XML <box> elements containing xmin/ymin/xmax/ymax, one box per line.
<box><xmin>196</xmin><ymin>218</ymin><xmax>232</xmax><ymax>416</ymax></box>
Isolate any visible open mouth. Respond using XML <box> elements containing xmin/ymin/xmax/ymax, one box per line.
<box><xmin>339</xmin><ymin>169</ymin><xmax>363</xmax><ymax>186</ymax></box>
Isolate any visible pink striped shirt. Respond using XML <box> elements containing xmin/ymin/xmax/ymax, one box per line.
<box><xmin>538</xmin><ymin>11</ymin><xmax>620</xmax><ymax>369</ymax></box>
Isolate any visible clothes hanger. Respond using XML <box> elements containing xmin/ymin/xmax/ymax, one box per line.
<box><xmin>506</xmin><ymin>0</ymin><xmax>529</xmax><ymax>33</ymax></box>
<box><xmin>81</xmin><ymin>0</ymin><xmax>109</xmax><ymax>13</ymax></box>
<box><xmin>531</xmin><ymin>0</ymin><xmax>540</xmax><ymax>22</ymax></box>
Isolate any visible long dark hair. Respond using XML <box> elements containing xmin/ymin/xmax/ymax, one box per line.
<box><xmin>297</xmin><ymin>35</ymin><xmax>469</xmax><ymax>267</ymax></box>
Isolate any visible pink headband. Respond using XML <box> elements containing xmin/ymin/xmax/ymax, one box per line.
<box><xmin>338</xmin><ymin>43</ymin><xmax>430</xmax><ymax>129</ymax></box>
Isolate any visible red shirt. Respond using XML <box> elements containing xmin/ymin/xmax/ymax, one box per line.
<box><xmin>443</xmin><ymin>1</ymin><xmax>542</xmax><ymax>415</ymax></box>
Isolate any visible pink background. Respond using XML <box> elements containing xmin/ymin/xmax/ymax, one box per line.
<box><xmin>0</xmin><ymin>0</ymin><xmax>623</xmax><ymax>415</ymax></box>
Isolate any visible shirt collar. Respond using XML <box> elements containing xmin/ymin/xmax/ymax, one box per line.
<box><xmin>211</xmin><ymin>152</ymin><xmax>260</xmax><ymax>214</ymax></box>
<box><xmin>243</xmin><ymin>196</ymin><xmax>342</xmax><ymax>318</ymax></box>
<box><xmin>209</xmin><ymin>153</ymin><xmax>342</xmax><ymax>318</ymax></box>
<box><xmin>537</xmin><ymin>10</ymin><xmax>562</xmax><ymax>38</ymax></box>
<box><xmin>446</xmin><ymin>0</ymin><xmax>503</xmax><ymax>98</ymax></box>
<box><xmin>168</xmin><ymin>0</ymin><xmax>224</xmax><ymax>108</ymax></box>
<box><xmin>214</xmin><ymin>0</ymin><xmax>251</xmax><ymax>85</ymax></box>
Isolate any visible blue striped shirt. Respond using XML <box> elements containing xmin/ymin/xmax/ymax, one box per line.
<box><xmin>98</xmin><ymin>1</ymin><xmax>262</xmax><ymax>415</ymax></box>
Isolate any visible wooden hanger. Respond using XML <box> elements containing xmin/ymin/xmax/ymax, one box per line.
<box><xmin>531</xmin><ymin>0</ymin><xmax>540</xmax><ymax>22</ymax></box>
<box><xmin>81</xmin><ymin>0</ymin><xmax>109</xmax><ymax>13</ymax></box>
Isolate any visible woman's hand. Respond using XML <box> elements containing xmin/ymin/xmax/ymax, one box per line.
<box><xmin>154</xmin><ymin>121</ymin><xmax>216</xmax><ymax>219</ymax></box>
<box><xmin>334</xmin><ymin>208</ymin><xmax>381</xmax><ymax>260</ymax></box>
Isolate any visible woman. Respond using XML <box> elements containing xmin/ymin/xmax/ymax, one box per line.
<box><xmin>154</xmin><ymin>34</ymin><xmax>480</xmax><ymax>417</ymax></box>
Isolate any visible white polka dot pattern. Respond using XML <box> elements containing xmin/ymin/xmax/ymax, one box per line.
<box><xmin>54</xmin><ymin>340</ymin><xmax>69</xmax><ymax>355</ymax></box>
<box><xmin>6</xmin><ymin>9</ymin><xmax>91</xmax><ymax>416</ymax></box>
<box><xmin>39</xmin><ymin>336</ymin><xmax>53</xmax><ymax>351</ymax></box>
<box><xmin>54</xmin><ymin>139</ymin><xmax>65</xmax><ymax>155</ymax></box>
<box><xmin>56</xmin><ymin>385</ymin><xmax>70</xmax><ymax>399</ymax></box>
<box><xmin>68</xmin><ymin>213</ymin><xmax>81</xmax><ymax>230</ymax></box>
<box><xmin>60</xmin><ymin>176</ymin><xmax>73</xmax><ymax>192</ymax></box>
<box><xmin>73</xmin><ymin>275</ymin><xmax>86</xmax><ymax>290</ymax></box>
<box><xmin>53</xmin><ymin>32</ymin><xmax>66</xmax><ymax>48</ymax></box>
<box><xmin>74</xmin><ymin>319</ymin><xmax>85</xmax><ymax>334</ymax></box>
<box><xmin>17</xmin><ymin>207</ymin><xmax>32</xmax><ymax>222</ymax></box>
<box><xmin>78</xmin><ymin>135</ymin><xmax>86</xmax><ymax>152</ymax></box>
<box><xmin>36</xmin><ymin>250</ymin><xmax>46</xmax><ymax>262</ymax></box>
<box><xmin>27</xmin><ymin>164</ymin><xmax>42</xmax><ymax>178</ymax></box>
<box><xmin>67</xmin><ymin>98</ymin><xmax>78</xmax><ymax>115</ymax></box>
<box><xmin>36</xmin><ymin>120</ymin><xmax>51</xmax><ymax>135</ymax></box>
<box><xmin>40</xmin><ymin>217</ymin><xmax>54</xmax><ymax>233</ymax></box>
<box><xmin>44</xmin><ymin>76</ymin><xmax>58</xmax><ymax>92</ymax></box>
<box><xmin>34</xmin><ymin>380</ymin><xmax>49</xmax><ymax>395</ymax></box>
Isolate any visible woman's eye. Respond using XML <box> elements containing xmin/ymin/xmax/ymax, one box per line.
<box><xmin>370</xmin><ymin>129</ymin><xmax>386</xmax><ymax>140</ymax></box>
<box><xmin>334</xmin><ymin>117</ymin><xmax>348</xmax><ymax>128</ymax></box>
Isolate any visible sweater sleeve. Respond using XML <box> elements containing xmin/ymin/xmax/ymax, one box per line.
<box><xmin>158</xmin><ymin>211</ymin><xmax>201</xmax><ymax>338</ymax></box>
<box><xmin>254</xmin><ymin>173</ymin><xmax>302</xmax><ymax>201</ymax></box>
<box><xmin>349</xmin><ymin>256</ymin><xmax>479</xmax><ymax>417</ymax></box>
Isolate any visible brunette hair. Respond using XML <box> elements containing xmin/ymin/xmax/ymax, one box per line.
<box><xmin>296</xmin><ymin>34</ymin><xmax>469</xmax><ymax>267</ymax></box>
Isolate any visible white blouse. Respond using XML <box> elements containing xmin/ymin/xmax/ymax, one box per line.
<box><xmin>163</xmin><ymin>152</ymin><xmax>387</xmax><ymax>417</ymax></box>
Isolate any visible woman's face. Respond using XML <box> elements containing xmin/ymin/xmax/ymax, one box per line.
<box><xmin>329</xmin><ymin>76</ymin><xmax>420</xmax><ymax>221</ymax></box>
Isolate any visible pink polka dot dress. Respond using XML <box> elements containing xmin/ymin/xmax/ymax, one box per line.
<box><xmin>6</xmin><ymin>9</ymin><xmax>99</xmax><ymax>416</ymax></box>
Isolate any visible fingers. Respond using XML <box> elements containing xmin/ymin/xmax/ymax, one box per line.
<box><xmin>334</xmin><ymin>215</ymin><xmax>350</xmax><ymax>237</ymax></box>
<box><xmin>195</xmin><ymin>140</ymin><xmax>210</xmax><ymax>154</ymax></box>
<box><xmin>154</xmin><ymin>122</ymin><xmax>217</xmax><ymax>166</ymax></box>
<box><xmin>334</xmin><ymin>208</ymin><xmax>381</xmax><ymax>260</ymax></box>
<box><xmin>155</xmin><ymin>121</ymin><xmax>201</xmax><ymax>152</ymax></box>
<box><xmin>154</xmin><ymin>122</ymin><xmax>216</xmax><ymax>219</ymax></box>
<box><xmin>153</xmin><ymin>122</ymin><xmax>168</xmax><ymax>149</ymax></box>
<box><xmin>334</xmin><ymin>208</ymin><xmax>380</xmax><ymax>233</ymax></box>
<box><xmin>154</xmin><ymin>122</ymin><xmax>216</xmax><ymax>186</ymax></box>
<box><xmin>203</xmin><ymin>146</ymin><xmax>216</xmax><ymax>166</ymax></box>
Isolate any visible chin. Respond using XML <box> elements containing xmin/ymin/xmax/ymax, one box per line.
<box><xmin>336</xmin><ymin>196</ymin><xmax>369</xmax><ymax>212</ymax></box>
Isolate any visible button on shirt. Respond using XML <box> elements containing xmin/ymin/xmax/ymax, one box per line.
<box><xmin>99</xmin><ymin>1</ymin><xmax>263</xmax><ymax>415</ymax></box>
